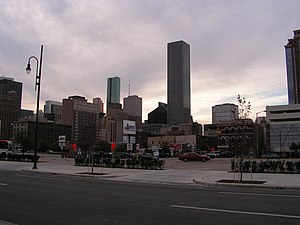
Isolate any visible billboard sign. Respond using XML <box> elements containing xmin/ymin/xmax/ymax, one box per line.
<box><xmin>123</xmin><ymin>120</ymin><xmax>136</xmax><ymax>135</ymax></box>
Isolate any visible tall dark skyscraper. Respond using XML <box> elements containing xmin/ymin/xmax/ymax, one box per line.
<box><xmin>285</xmin><ymin>29</ymin><xmax>300</xmax><ymax>104</ymax></box>
<box><xmin>167</xmin><ymin>40</ymin><xmax>191</xmax><ymax>125</ymax></box>
<box><xmin>0</xmin><ymin>77</ymin><xmax>22</xmax><ymax>139</ymax></box>
<box><xmin>0</xmin><ymin>77</ymin><xmax>22</xmax><ymax>110</ymax></box>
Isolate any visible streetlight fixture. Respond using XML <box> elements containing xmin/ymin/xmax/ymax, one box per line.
<box><xmin>26</xmin><ymin>45</ymin><xmax>44</xmax><ymax>169</ymax></box>
<box><xmin>255</xmin><ymin>110</ymin><xmax>266</xmax><ymax>156</ymax></box>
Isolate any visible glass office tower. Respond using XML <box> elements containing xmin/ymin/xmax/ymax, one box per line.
<box><xmin>167</xmin><ymin>40</ymin><xmax>191</xmax><ymax>125</ymax></box>
<box><xmin>285</xmin><ymin>30</ymin><xmax>300</xmax><ymax>104</ymax></box>
<box><xmin>107</xmin><ymin>76</ymin><xmax>121</xmax><ymax>106</ymax></box>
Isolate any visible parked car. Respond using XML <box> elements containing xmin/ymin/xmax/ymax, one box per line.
<box><xmin>141</xmin><ymin>148</ymin><xmax>154</xmax><ymax>159</ymax></box>
<box><xmin>159</xmin><ymin>148</ymin><xmax>171</xmax><ymax>158</ymax></box>
<box><xmin>261</xmin><ymin>153</ymin><xmax>280</xmax><ymax>159</ymax></box>
<box><xmin>46</xmin><ymin>150</ymin><xmax>55</xmax><ymax>154</ymax></box>
<box><xmin>206</xmin><ymin>152</ymin><xmax>217</xmax><ymax>159</ymax></box>
<box><xmin>218</xmin><ymin>151</ymin><xmax>235</xmax><ymax>158</ymax></box>
<box><xmin>178</xmin><ymin>152</ymin><xmax>210</xmax><ymax>162</ymax></box>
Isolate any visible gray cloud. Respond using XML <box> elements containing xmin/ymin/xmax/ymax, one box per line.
<box><xmin>1</xmin><ymin>0</ymin><xmax>299</xmax><ymax>124</ymax></box>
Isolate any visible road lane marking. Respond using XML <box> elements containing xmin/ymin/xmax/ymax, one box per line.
<box><xmin>16</xmin><ymin>174</ymin><xmax>70</xmax><ymax>182</ymax></box>
<box><xmin>0</xmin><ymin>183</ymin><xmax>8</xmax><ymax>185</ymax></box>
<box><xmin>170</xmin><ymin>205</ymin><xmax>300</xmax><ymax>219</ymax></box>
<box><xmin>218</xmin><ymin>191</ymin><xmax>300</xmax><ymax>198</ymax></box>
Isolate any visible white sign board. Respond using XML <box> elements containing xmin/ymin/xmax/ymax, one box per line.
<box><xmin>127</xmin><ymin>143</ymin><xmax>133</xmax><ymax>151</ymax></box>
<box><xmin>59</xmin><ymin>135</ymin><xmax>66</xmax><ymax>143</ymax></box>
<box><xmin>123</xmin><ymin>120</ymin><xmax>136</xmax><ymax>135</ymax></box>
<box><xmin>130</xmin><ymin>136</ymin><xmax>136</xmax><ymax>144</ymax></box>
<box><xmin>58</xmin><ymin>135</ymin><xmax>66</xmax><ymax>148</ymax></box>
<box><xmin>123</xmin><ymin>136</ymin><xmax>129</xmax><ymax>144</ymax></box>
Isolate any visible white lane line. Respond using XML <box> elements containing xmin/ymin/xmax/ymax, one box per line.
<box><xmin>170</xmin><ymin>205</ymin><xmax>300</xmax><ymax>219</ymax></box>
<box><xmin>16</xmin><ymin>174</ymin><xmax>70</xmax><ymax>182</ymax></box>
<box><xmin>218</xmin><ymin>191</ymin><xmax>300</xmax><ymax>198</ymax></box>
<box><xmin>0</xmin><ymin>182</ymin><xmax>8</xmax><ymax>185</ymax></box>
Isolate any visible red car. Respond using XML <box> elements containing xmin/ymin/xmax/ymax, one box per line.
<box><xmin>178</xmin><ymin>152</ymin><xmax>210</xmax><ymax>162</ymax></box>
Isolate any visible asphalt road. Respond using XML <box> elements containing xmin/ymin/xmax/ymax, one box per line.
<box><xmin>1</xmin><ymin>170</ymin><xmax>300</xmax><ymax>225</ymax></box>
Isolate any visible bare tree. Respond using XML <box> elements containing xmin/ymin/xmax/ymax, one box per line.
<box><xmin>237</xmin><ymin>95</ymin><xmax>251</xmax><ymax>119</ymax></box>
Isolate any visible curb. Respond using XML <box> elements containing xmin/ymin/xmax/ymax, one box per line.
<box><xmin>193</xmin><ymin>178</ymin><xmax>300</xmax><ymax>191</ymax></box>
<box><xmin>20</xmin><ymin>169</ymin><xmax>112</xmax><ymax>178</ymax></box>
<box><xmin>20</xmin><ymin>169</ymin><xmax>194</xmax><ymax>186</ymax></box>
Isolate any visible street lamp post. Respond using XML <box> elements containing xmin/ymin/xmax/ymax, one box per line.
<box><xmin>26</xmin><ymin>45</ymin><xmax>44</xmax><ymax>169</ymax></box>
<box><xmin>255</xmin><ymin>110</ymin><xmax>266</xmax><ymax>156</ymax></box>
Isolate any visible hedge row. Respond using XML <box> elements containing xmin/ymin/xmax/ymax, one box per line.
<box><xmin>75</xmin><ymin>155</ymin><xmax>165</xmax><ymax>170</ymax></box>
<box><xmin>231</xmin><ymin>159</ymin><xmax>300</xmax><ymax>174</ymax></box>
<box><xmin>0</xmin><ymin>153</ymin><xmax>39</xmax><ymax>162</ymax></box>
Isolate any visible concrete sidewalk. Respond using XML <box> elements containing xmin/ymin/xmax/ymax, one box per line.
<box><xmin>1</xmin><ymin>155</ymin><xmax>300</xmax><ymax>190</ymax></box>
<box><xmin>194</xmin><ymin>170</ymin><xmax>300</xmax><ymax>190</ymax></box>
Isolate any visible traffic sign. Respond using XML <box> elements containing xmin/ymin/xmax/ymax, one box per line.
<box><xmin>127</xmin><ymin>143</ymin><xmax>133</xmax><ymax>151</ymax></box>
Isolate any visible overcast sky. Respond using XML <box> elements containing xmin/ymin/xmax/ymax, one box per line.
<box><xmin>1</xmin><ymin>0</ymin><xmax>299</xmax><ymax>124</ymax></box>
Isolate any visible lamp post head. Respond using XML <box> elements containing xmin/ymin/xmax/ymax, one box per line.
<box><xmin>26</xmin><ymin>63</ymin><xmax>31</xmax><ymax>74</ymax></box>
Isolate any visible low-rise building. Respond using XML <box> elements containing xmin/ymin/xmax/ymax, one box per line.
<box><xmin>12</xmin><ymin>120</ymin><xmax>72</xmax><ymax>152</ymax></box>
<box><xmin>204</xmin><ymin>119</ymin><xmax>255</xmax><ymax>155</ymax></box>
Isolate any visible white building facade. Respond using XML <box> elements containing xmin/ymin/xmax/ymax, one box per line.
<box><xmin>266</xmin><ymin>104</ymin><xmax>300</xmax><ymax>154</ymax></box>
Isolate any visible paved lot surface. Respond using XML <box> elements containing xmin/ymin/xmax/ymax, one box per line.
<box><xmin>164</xmin><ymin>157</ymin><xmax>231</xmax><ymax>171</ymax></box>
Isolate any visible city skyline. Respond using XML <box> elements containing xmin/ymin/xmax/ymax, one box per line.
<box><xmin>1</xmin><ymin>0</ymin><xmax>300</xmax><ymax>124</ymax></box>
